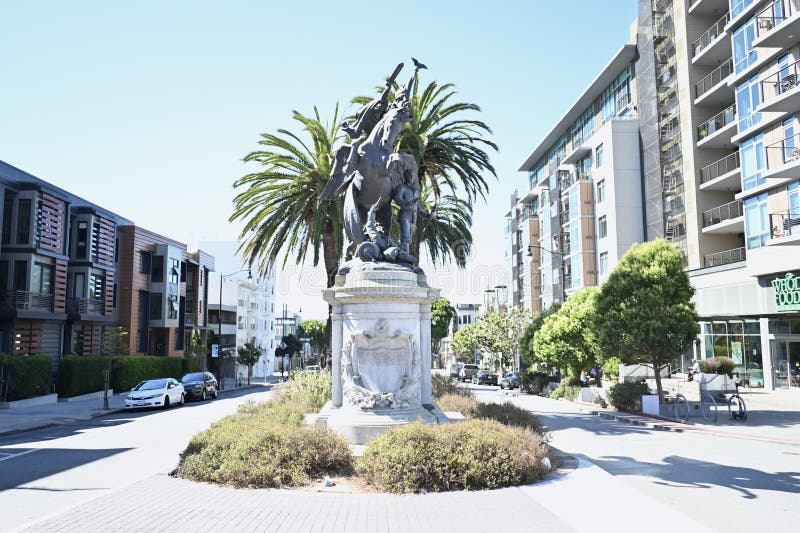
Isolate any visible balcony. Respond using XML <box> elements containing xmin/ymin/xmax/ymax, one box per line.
<box><xmin>753</xmin><ymin>0</ymin><xmax>800</xmax><ymax>49</ymax></box>
<box><xmin>762</xmin><ymin>132</ymin><xmax>800</xmax><ymax>182</ymax></box>
<box><xmin>695</xmin><ymin>59</ymin><xmax>734</xmax><ymax>106</ymax></box>
<box><xmin>67</xmin><ymin>298</ymin><xmax>104</xmax><ymax>316</ymax></box>
<box><xmin>689</xmin><ymin>0</ymin><xmax>730</xmax><ymax>16</ymax></box>
<box><xmin>697</xmin><ymin>104</ymin><xmax>737</xmax><ymax>149</ymax></box>
<box><xmin>692</xmin><ymin>12</ymin><xmax>731</xmax><ymax>65</ymax></box>
<box><xmin>0</xmin><ymin>290</ymin><xmax>54</xmax><ymax>312</ymax></box>
<box><xmin>184</xmin><ymin>312</ymin><xmax>198</xmax><ymax>326</ymax></box>
<box><xmin>704</xmin><ymin>247</ymin><xmax>746</xmax><ymax>267</ymax></box>
<box><xmin>769</xmin><ymin>210</ymin><xmax>800</xmax><ymax>242</ymax></box>
<box><xmin>698</xmin><ymin>152</ymin><xmax>741</xmax><ymax>191</ymax></box>
<box><xmin>759</xmin><ymin>59</ymin><xmax>800</xmax><ymax>113</ymax></box>
<box><xmin>702</xmin><ymin>200</ymin><xmax>744</xmax><ymax>233</ymax></box>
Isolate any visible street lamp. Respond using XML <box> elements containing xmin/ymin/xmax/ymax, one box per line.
<box><xmin>218</xmin><ymin>268</ymin><xmax>252</xmax><ymax>390</ymax></box>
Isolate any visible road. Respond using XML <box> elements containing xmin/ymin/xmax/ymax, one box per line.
<box><xmin>472</xmin><ymin>386</ymin><xmax>800</xmax><ymax>532</ymax></box>
<box><xmin>0</xmin><ymin>386</ymin><xmax>273</xmax><ymax>533</ymax></box>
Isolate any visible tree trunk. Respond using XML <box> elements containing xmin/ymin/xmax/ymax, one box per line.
<box><xmin>652</xmin><ymin>357</ymin><xmax>664</xmax><ymax>401</ymax></box>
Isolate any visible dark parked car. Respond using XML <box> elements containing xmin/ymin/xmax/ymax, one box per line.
<box><xmin>499</xmin><ymin>371</ymin><xmax>520</xmax><ymax>390</ymax></box>
<box><xmin>180</xmin><ymin>372</ymin><xmax>218</xmax><ymax>401</ymax></box>
<box><xmin>472</xmin><ymin>370</ymin><xmax>498</xmax><ymax>386</ymax></box>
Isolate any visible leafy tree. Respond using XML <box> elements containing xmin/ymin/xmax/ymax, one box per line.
<box><xmin>299</xmin><ymin>320</ymin><xmax>326</xmax><ymax>358</ymax></box>
<box><xmin>281</xmin><ymin>334</ymin><xmax>303</xmax><ymax>358</ymax></box>
<box><xmin>231</xmin><ymin>106</ymin><xmax>344</xmax><ymax>288</ymax></box>
<box><xmin>475</xmin><ymin>308</ymin><xmax>530</xmax><ymax>373</ymax></box>
<box><xmin>451</xmin><ymin>323</ymin><xmax>480</xmax><ymax>363</ymax></box>
<box><xmin>237</xmin><ymin>338</ymin><xmax>262</xmax><ymax>385</ymax></box>
<box><xmin>519</xmin><ymin>303</ymin><xmax>562</xmax><ymax>369</ymax></box>
<box><xmin>431</xmin><ymin>297</ymin><xmax>455</xmax><ymax>358</ymax></box>
<box><xmin>595</xmin><ymin>239</ymin><xmax>699</xmax><ymax>399</ymax></box>
<box><xmin>102</xmin><ymin>326</ymin><xmax>129</xmax><ymax>356</ymax></box>
<box><xmin>189</xmin><ymin>331</ymin><xmax>209</xmax><ymax>372</ymax></box>
<box><xmin>533</xmin><ymin>288</ymin><xmax>600</xmax><ymax>377</ymax></box>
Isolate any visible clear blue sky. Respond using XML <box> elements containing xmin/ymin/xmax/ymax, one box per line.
<box><xmin>1</xmin><ymin>1</ymin><xmax>637</xmax><ymax>319</ymax></box>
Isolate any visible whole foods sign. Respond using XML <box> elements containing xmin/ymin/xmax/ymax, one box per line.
<box><xmin>772</xmin><ymin>273</ymin><xmax>800</xmax><ymax>312</ymax></box>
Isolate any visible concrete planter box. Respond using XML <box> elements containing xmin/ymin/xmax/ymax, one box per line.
<box><xmin>58</xmin><ymin>390</ymin><xmax>114</xmax><ymax>402</ymax></box>
<box><xmin>0</xmin><ymin>393</ymin><xmax>58</xmax><ymax>409</ymax></box>
<box><xmin>641</xmin><ymin>394</ymin><xmax>660</xmax><ymax>416</ymax></box>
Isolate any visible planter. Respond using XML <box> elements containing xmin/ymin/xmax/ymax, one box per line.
<box><xmin>0</xmin><ymin>393</ymin><xmax>58</xmax><ymax>409</ymax></box>
<box><xmin>641</xmin><ymin>394</ymin><xmax>660</xmax><ymax>416</ymax></box>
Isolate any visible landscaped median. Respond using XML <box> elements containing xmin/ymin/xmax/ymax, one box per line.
<box><xmin>175</xmin><ymin>371</ymin><xmax>553</xmax><ymax>493</ymax></box>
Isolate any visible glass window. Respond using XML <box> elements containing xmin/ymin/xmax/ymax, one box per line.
<box><xmin>17</xmin><ymin>199</ymin><xmax>31</xmax><ymax>244</ymax></box>
<box><xmin>151</xmin><ymin>256</ymin><xmax>164</xmax><ymax>283</ymax></box>
<box><xmin>732</xmin><ymin>19</ymin><xmax>757</xmax><ymax>74</ymax></box>
<box><xmin>596</xmin><ymin>144</ymin><xmax>604</xmax><ymax>167</ymax></box>
<box><xmin>571</xmin><ymin>255</ymin><xmax>582</xmax><ymax>289</ymax></box>
<box><xmin>570</xmin><ymin>222</ymin><xmax>579</xmax><ymax>253</ymax></box>
<box><xmin>167</xmin><ymin>297</ymin><xmax>178</xmax><ymax>320</ymax></box>
<box><xmin>598</xmin><ymin>215</ymin><xmax>608</xmax><ymax>239</ymax></box>
<box><xmin>76</xmin><ymin>221</ymin><xmax>88</xmax><ymax>259</ymax></box>
<box><xmin>744</xmin><ymin>320</ymin><xmax>760</xmax><ymax>335</ymax></box>
<box><xmin>744</xmin><ymin>193</ymin><xmax>769</xmax><ymax>249</ymax></box>
<box><xmin>736</xmin><ymin>75</ymin><xmax>762</xmax><ymax>131</ymax></box>
<box><xmin>783</xmin><ymin>118</ymin><xmax>797</xmax><ymax>163</ymax></box>
<box><xmin>13</xmin><ymin>260</ymin><xmax>27</xmax><ymax>290</ymax></box>
<box><xmin>568</xmin><ymin>188</ymin><xmax>578</xmax><ymax>220</ymax></box>
<box><xmin>730</xmin><ymin>0</ymin><xmax>755</xmax><ymax>19</ymax></box>
<box><xmin>789</xmin><ymin>181</ymin><xmax>800</xmax><ymax>217</ymax></box>
<box><xmin>0</xmin><ymin>260</ymin><xmax>7</xmax><ymax>293</ymax></box>
<box><xmin>599</xmin><ymin>252</ymin><xmax>609</xmax><ymax>276</ymax></box>
<box><xmin>89</xmin><ymin>273</ymin><xmax>104</xmax><ymax>300</ymax></box>
<box><xmin>597</xmin><ymin>180</ymin><xmax>606</xmax><ymax>203</ymax></box>
<box><xmin>740</xmin><ymin>134</ymin><xmax>765</xmax><ymax>190</ymax></box>
<box><xmin>169</xmin><ymin>258</ymin><xmax>180</xmax><ymax>285</ymax></box>
<box><xmin>150</xmin><ymin>293</ymin><xmax>162</xmax><ymax>320</ymax></box>
<box><xmin>32</xmin><ymin>262</ymin><xmax>53</xmax><ymax>294</ymax></box>
<box><xmin>139</xmin><ymin>252</ymin><xmax>151</xmax><ymax>274</ymax></box>
<box><xmin>2</xmin><ymin>197</ymin><xmax>12</xmax><ymax>245</ymax></box>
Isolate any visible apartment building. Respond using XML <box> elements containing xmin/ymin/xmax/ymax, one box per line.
<box><xmin>510</xmin><ymin>0</ymin><xmax>800</xmax><ymax>392</ymax></box>
<box><xmin>222</xmin><ymin>273</ymin><xmax>276</xmax><ymax>378</ymax></box>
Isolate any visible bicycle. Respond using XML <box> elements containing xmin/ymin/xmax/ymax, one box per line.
<box><xmin>727</xmin><ymin>382</ymin><xmax>747</xmax><ymax>421</ymax></box>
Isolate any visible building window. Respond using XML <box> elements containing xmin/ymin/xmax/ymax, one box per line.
<box><xmin>13</xmin><ymin>260</ymin><xmax>27</xmax><ymax>291</ymax></box>
<box><xmin>169</xmin><ymin>258</ymin><xmax>180</xmax><ymax>285</ymax></box>
<box><xmin>597</xmin><ymin>180</ymin><xmax>606</xmax><ymax>203</ymax></box>
<box><xmin>89</xmin><ymin>273</ymin><xmax>105</xmax><ymax>300</ymax></box>
<box><xmin>740</xmin><ymin>134</ymin><xmax>765</xmax><ymax>190</ymax></box>
<box><xmin>2</xmin><ymin>197</ymin><xmax>12</xmax><ymax>245</ymax></box>
<box><xmin>568</xmin><ymin>188</ymin><xmax>578</xmax><ymax>220</ymax></box>
<box><xmin>139</xmin><ymin>251</ymin><xmax>152</xmax><ymax>274</ymax></box>
<box><xmin>570</xmin><ymin>255</ymin><xmax>582</xmax><ymax>289</ymax></box>
<box><xmin>744</xmin><ymin>193</ymin><xmax>769</xmax><ymax>249</ymax></box>
<box><xmin>596</xmin><ymin>144</ymin><xmax>604</xmax><ymax>167</ymax></box>
<box><xmin>75</xmin><ymin>221</ymin><xmax>88</xmax><ymax>259</ymax></box>
<box><xmin>736</xmin><ymin>75</ymin><xmax>762</xmax><ymax>132</ymax></box>
<box><xmin>150</xmin><ymin>293</ymin><xmax>163</xmax><ymax>320</ymax></box>
<box><xmin>17</xmin><ymin>199</ymin><xmax>31</xmax><ymax>244</ymax></box>
<box><xmin>31</xmin><ymin>262</ymin><xmax>53</xmax><ymax>294</ymax></box>
<box><xmin>782</xmin><ymin>118</ymin><xmax>796</xmax><ymax>163</ymax></box>
<box><xmin>788</xmin><ymin>181</ymin><xmax>800</xmax><ymax>216</ymax></box>
<box><xmin>732</xmin><ymin>18</ymin><xmax>757</xmax><ymax>74</ymax></box>
<box><xmin>598</xmin><ymin>215</ymin><xmax>608</xmax><ymax>239</ymax></box>
<box><xmin>599</xmin><ymin>252</ymin><xmax>609</xmax><ymax>276</ymax></box>
<box><xmin>167</xmin><ymin>297</ymin><xmax>178</xmax><ymax>320</ymax></box>
<box><xmin>600</xmin><ymin>67</ymin><xmax>631</xmax><ymax>123</ymax></box>
<box><xmin>151</xmin><ymin>256</ymin><xmax>164</xmax><ymax>282</ymax></box>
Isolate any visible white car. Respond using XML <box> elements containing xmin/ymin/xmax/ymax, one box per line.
<box><xmin>306</xmin><ymin>365</ymin><xmax>321</xmax><ymax>372</ymax></box>
<box><xmin>125</xmin><ymin>378</ymin><xmax>185</xmax><ymax>409</ymax></box>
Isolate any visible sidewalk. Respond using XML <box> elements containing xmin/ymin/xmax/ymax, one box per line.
<box><xmin>0</xmin><ymin>380</ymin><xmax>275</xmax><ymax>437</ymax></box>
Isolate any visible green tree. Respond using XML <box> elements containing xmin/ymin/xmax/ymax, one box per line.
<box><xmin>237</xmin><ymin>338</ymin><xmax>262</xmax><ymax>385</ymax></box>
<box><xmin>451</xmin><ymin>323</ymin><xmax>480</xmax><ymax>362</ymax></box>
<box><xmin>431</xmin><ymin>297</ymin><xmax>455</xmax><ymax>358</ymax></box>
<box><xmin>189</xmin><ymin>331</ymin><xmax>209</xmax><ymax>372</ymax></box>
<box><xmin>230</xmin><ymin>106</ymin><xmax>344</xmax><ymax>288</ymax></box>
<box><xmin>281</xmin><ymin>334</ymin><xmax>303</xmax><ymax>358</ymax></box>
<box><xmin>474</xmin><ymin>308</ymin><xmax>530</xmax><ymax>373</ymax></box>
<box><xmin>299</xmin><ymin>320</ymin><xmax>326</xmax><ymax>359</ymax></box>
<box><xmin>102</xmin><ymin>326</ymin><xmax>129</xmax><ymax>356</ymax></box>
<box><xmin>595</xmin><ymin>239</ymin><xmax>700</xmax><ymax>399</ymax></box>
<box><xmin>533</xmin><ymin>288</ymin><xmax>600</xmax><ymax>377</ymax></box>
<box><xmin>519</xmin><ymin>303</ymin><xmax>562</xmax><ymax>369</ymax></box>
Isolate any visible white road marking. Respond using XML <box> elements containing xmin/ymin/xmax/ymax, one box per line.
<box><xmin>0</xmin><ymin>449</ymin><xmax>40</xmax><ymax>462</ymax></box>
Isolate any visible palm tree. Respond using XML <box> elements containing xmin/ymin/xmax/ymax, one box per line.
<box><xmin>230</xmin><ymin>106</ymin><xmax>344</xmax><ymax>287</ymax></box>
<box><xmin>415</xmin><ymin>185</ymin><xmax>473</xmax><ymax>268</ymax></box>
<box><xmin>352</xmin><ymin>74</ymin><xmax>497</xmax><ymax>262</ymax></box>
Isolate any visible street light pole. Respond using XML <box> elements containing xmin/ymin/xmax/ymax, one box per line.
<box><xmin>218</xmin><ymin>268</ymin><xmax>251</xmax><ymax>390</ymax></box>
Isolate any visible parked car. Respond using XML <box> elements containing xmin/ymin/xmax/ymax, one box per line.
<box><xmin>472</xmin><ymin>370</ymin><xmax>498</xmax><ymax>386</ymax></box>
<box><xmin>306</xmin><ymin>365</ymin><xmax>321</xmax><ymax>372</ymax></box>
<box><xmin>500</xmin><ymin>371</ymin><xmax>520</xmax><ymax>390</ymax></box>
<box><xmin>180</xmin><ymin>372</ymin><xmax>218</xmax><ymax>401</ymax></box>
<box><xmin>125</xmin><ymin>378</ymin><xmax>184</xmax><ymax>409</ymax></box>
<box><xmin>448</xmin><ymin>363</ymin><xmax>463</xmax><ymax>379</ymax></box>
<box><xmin>459</xmin><ymin>364</ymin><xmax>479</xmax><ymax>382</ymax></box>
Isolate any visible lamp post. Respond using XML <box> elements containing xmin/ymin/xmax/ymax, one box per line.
<box><xmin>218</xmin><ymin>268</ymin><xmax>251</xmax><ymax>390</ymax></box>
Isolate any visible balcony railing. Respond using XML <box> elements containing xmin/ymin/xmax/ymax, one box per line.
<box><xmin>702</xmin><ymin>200</ymin><xmax>744</xmax><ymax>227</ymax></box>
<box><xmin>0</xmin><ymin>290</ymin><xmax>54</xmax><ymax>312</ymax></box>
<box><xmin>764</xmin><ymin>131</ymin><xmax>800</xmax><ymax>169</ymax></box>
<box><xmin>699</xmin><ymin>152</ymin><xmax>740</xmax><ymax>184</ymax></box>
<box><xmin>693</xmin><ymin>12</ymin><xmax>730</xmax><ymax>57</ymax></box>
<box><xmin>704</xmin><ymin>247</ymin><xmax>746</xmax><ymax>267</ymax></box>
<box><xmin>67</xmin><ymin>298</ymin><xmax>104</xmax><ymax>315</ymax></box>
<box><xmin>760</xmin><ymin>57</ymin><xmax>800</xmax><ymax>103</ymax></box>
<box><xmin>697</xmin><ymin>104</ymin><xmax>736</xmax><ymax>140</ymax></box>
<box><xmin>770</xmin><ymin>210</ymin><xmax>800</xmax><ymax>238</ymax></box>
<box><xmin>184</xmin><ymin>312</ymin><xmax>198</xmax><ymax>326</ymax></box>
<box><xmin>696</xmin><ymin>59</ymin><xmax>734</xmax><ymax>98</ymax></box>
<box><xmin>755</xmin><ymin>0</ymin><xmax>799</xmax><ymax>38</ymax></box>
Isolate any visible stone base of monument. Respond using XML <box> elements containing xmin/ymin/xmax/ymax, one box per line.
<box><xmin>317</xmin><ymin>262</ymin><xmax>456</xmax><ymax>445</ymax></box>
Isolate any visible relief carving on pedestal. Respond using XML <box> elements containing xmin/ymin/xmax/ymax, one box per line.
<box><xmin>342</xmin><ymin>319</ymin><xmax>419</xmax><ymax>410</ymax></box>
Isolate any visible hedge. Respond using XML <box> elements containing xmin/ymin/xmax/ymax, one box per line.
<box><xmin>0</xmin><ymin>354</ymin><xmax>53</xmax><ymax>401</ymax></box>
<box><xmin>56</xmin><ymin>355</ymin><xmax>198</xmax><ymax>397</ymax></box>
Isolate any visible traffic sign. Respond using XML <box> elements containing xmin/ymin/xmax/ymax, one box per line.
<box><xmin>211</xmin><ymin>344</ymin><xmax>219</xmax><ymax>358</ymax></box>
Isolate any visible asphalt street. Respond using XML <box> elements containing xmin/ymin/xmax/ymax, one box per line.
<box><xmin>472</xmin><ymin>386</ymin><xmax>800</xmax><ymax>532</ymax></box>
<box><xmin>0</xmin><ymin>386</ymin><xmax>274</xmax><ymax>533</ymax></box>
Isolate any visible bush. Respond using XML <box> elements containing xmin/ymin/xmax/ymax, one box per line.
<box><xmin>56</xmin><ymin>355</ymin><xmax>188</xmax><ymax>397</ymax></box>
<box><xmin>607</xmin><ymin>381</ymin><xmax>649</xmax><ymax>412</ymax></box>
<box><xmin>55</xmin><ymin>356</ymin><xmax>107</xmax><ymax>397</ymax></box>
<box><xmin>700</xmin><ymin>356</ymin><xmax>736</xmax><ymax>378</ymax></box>
<box><xmin>431</xmin><ymin>373</ymin><xmax>472</xmax><ymax>399</ymax></box>
<box><xmin>357</xmin><ymin>420</ymin><xmax>550</xmax><ymax>493</ymax></box>
<box><xmin>0</xmin><ymin>355</ymin><xmax>52</xmax><ymax>401</ymax></box>
<box><xmin>602</xmin><ymin>357</ymin><xmax>622</xmax><ymax>382</ymax></box>
<box><xmin>437</xmin><ymin>393</ymin><xmax>479</xmax><ymax>415</ymax></box>
<box><xmin>520</xmin><ymin>371</ymin><xmax>550</xmax><ymax>395</ymax></box>
<box><xmin>550</xmin><ymin>382</ymin><xmax>580</xmax><ymax>400</ymax></box>
<box><xmin>473</xmin><ymin>402</ymin><xmax>547</xmax><ymax>437</ymax></box>
<box><xmin>272</xmin><ymin>370</ymin><xmax>332</xmax><ymax>411</ymax></box>
<box><xmin>177</xmin><ymin>400</ymin><xmax>352</xmax><ymax>488</ymax></box>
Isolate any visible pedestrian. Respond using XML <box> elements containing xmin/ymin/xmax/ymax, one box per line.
<box><xmin>688</xmin><ymin>358</ymin><xmax>701</xmax><ymax>381</ymax></box>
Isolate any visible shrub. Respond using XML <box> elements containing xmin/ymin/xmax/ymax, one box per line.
<box><xmin>56</xmin><ymin>355</ymin><xmax>187</xmax><ymax>397</ymax></box>
<box><xmin>607</xmin><ymin>381</ymin><xmax>649</xmax><ymax>412</ymax></box>
<box><xmin>271</xmin><ymin>369</ymin><xmax>332</xmax><ymax>410</ymax></box>
<box><xmin>437</xmin><ymin>393</ymin><xmax>479</xmax><ymax>415</ymax></box>
<box><xmin>602</xmin><ymin>356</ymin><xmax>621</xmax><ymax>382</ymax></box>
<box><xmin>55</xmin><ymin>356</ymin><xmax>107</xmax><ymax>397</ymax></box>
<box><xmin>357</xmin><ymin>420</ymin><xmax>550</xmax><ymax>493</ymax></box>
<box><xmin>550</xmin><ymin>382</ymin><xmax>580</xmax><ymax>401</ymax></box>
<box><xmin>0</xmin><ymin>355</ymin><xmax>52</xmax><ymax>401</ymax></box>
<box><xmin>431</xmin><ymin>373</ymin><xmax>472</xmax><ymax>399</ymax></box>
<box><xmin>699</xmin><ymin>356</ymin><xmax>736</xmax><ymax>378</ymax></box>
<box><xmin>112</xmin><ymin>356</ymin><xmax>183</xmax><ymax>391</ymax></box>
<box><xmin>177</xmin><ymin>399</ymin><xmax>352</xmax><ymax>488</ymax></box>
<box><xmin>472</xmin><ymin>402</ymin><xmax>547</xmax><ymax>437</ymax></box>
<box><xmin>520</xmin><ymin>371</ymin><xmax>550</xmax><ymax>395</ymax></box>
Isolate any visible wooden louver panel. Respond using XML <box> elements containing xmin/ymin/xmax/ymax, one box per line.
<box><xmin>105</xmin><ymin>269</ymin><xmax>115</xmax><ymax>316</ymax></box>
<box><xmin>53</xmin><ymin>259</ymin><xmax>68</xmax><ymax>313</ymax></box>
<box><xmin>37</xmin><ymin>193</ymin><xmax>66</xmax><ymax>254</ymax></box>
<box><xmin>94</xmin><ymin>216</ymin><xmax>116</xmax><ymax>266</ymax></box>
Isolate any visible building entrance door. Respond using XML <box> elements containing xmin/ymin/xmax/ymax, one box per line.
<box><xmin>772</xmin><ymin>340</ymin><xmax>800</xmax><ymax>388</ymax></box>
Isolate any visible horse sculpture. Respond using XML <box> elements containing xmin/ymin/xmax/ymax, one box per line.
<box><xmin>321</xmin><ymin>60</ymin><xmax>426</xmax><ymax>265</ymax></box>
